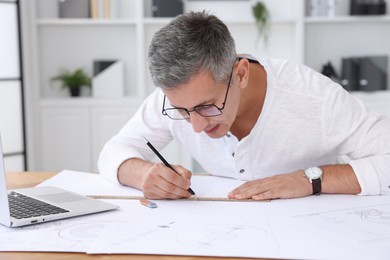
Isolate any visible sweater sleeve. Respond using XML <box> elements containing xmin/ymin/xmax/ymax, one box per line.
<box><xmin>323</xmin><ymin>86</ymin><xmax>390</xmax><ymax>195</ymax></box>
<box><xmin>97</xmin><ymin>89</ymin><xmax>173</xmax><ymax>184</ymax></box>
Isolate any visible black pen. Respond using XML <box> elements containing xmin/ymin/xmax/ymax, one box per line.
<box><xmin>143</xmin><ymin>137</ymin><xmax>196</xmax><ymax>195</ymax></box>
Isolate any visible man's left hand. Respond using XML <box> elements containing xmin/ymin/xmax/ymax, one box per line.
<box><xmin>228</xmin><ymin>171</ymin><xmax>312</xmax><ymax>200</ymax></box>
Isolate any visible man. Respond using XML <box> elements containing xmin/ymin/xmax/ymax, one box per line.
<box><xmin>98</xmin><ymin>11</ymin><xmax>390</xmax><ymax>200</ymax></box>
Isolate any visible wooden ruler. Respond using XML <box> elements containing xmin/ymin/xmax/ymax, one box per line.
<box><xmin>87</xmin><ymin>195</ymin><xmax>270</xmax><ymax>202</ymax></box>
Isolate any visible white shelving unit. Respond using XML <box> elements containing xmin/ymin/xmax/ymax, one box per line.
<box><xmin>304</xmin><ymin>17</ymin><xmax>390</xmax><ymax>74</ymax></box>
<box><xmin>20</xmin><ymin>0</ymin><xmax>390</xmax><ymax>173</ymax></box>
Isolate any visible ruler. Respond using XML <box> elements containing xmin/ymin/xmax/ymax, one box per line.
<box><xmin>87</xmin><ymin>195</ymin><xmax>270</xmax><ymax>202</ymax></box>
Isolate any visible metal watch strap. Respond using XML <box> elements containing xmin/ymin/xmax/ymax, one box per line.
<box><xmin>312</xmin><ymin>178</ymin><xmax>322</xmax><ymax>195</ymax></box>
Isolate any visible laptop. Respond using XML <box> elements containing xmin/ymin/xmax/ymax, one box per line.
<box><xmin>0</xmin><ymin>136</ymin><xmax>118</xmax><ymax>227</ymax></box>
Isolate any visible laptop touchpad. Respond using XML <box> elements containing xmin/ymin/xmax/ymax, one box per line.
<box><xmin>38</xmin><ymin>192</ymin><xmax>86</xmax><ymax>203</ymax></box>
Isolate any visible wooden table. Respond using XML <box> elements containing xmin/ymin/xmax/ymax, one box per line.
<box><xmin>2</xmin><ymin>172</ymin><xmax>276</xmax><ymax>260</ymax></box>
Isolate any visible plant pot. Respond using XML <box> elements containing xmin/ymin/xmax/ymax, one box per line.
<box><xmin>69</xmin><ymin>87</ymin><xmax>81</xmax><ymax>97</ymax></box>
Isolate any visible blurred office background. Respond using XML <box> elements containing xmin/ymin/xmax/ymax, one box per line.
<box><xmin>1</xmin><ymin>0</ymin><xmax>389</xmax><ymax>173</ymax></box>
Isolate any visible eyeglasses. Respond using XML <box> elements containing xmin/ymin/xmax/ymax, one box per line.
<box><xmin>162</xmin><ymin>61</ymin><xmax>235</xmax><ymax>120</ymax></box>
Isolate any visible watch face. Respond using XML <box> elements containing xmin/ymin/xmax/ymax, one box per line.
<box><xmin>305</xmin><ymin>167</ymin><xmax>322</xmax><ymax>179</ymax></box>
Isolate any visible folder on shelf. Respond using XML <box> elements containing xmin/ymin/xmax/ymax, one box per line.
<box><xmin>92</xmin><ymin>60</ymin><xmax>124</xmax><ymax>98</ymax></box>
<box><xmin>358</xmin><ymin>56</ymin><xmax>388</xmax><ymax>92</ymax></box>
<box><xmin>152</xmin><ymin>0</ymin><xmax>183</xmax><ymax>17</ymax></box>
<box><xmin>340</xmin><ymin>58</ymin><xmax>359</xmax><ymax>91</ymax></box>
<box><xmin>340</xmin><ymin>56</ymin><xmax>388</xmax><ymax>92</ymax></box>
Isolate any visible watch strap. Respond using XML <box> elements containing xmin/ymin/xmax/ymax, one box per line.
<box><xmin>312</xmin><ymin>178</ymin><xmax>322</xmax><ymax>195</ymax></box>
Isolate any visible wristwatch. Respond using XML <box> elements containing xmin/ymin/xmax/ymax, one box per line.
<box><xmin>304</xmin><ymin>166</ymin><xmax>323</xmax><ymax>195</ymax></box>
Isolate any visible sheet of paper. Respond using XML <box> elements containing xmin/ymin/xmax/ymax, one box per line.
<box><xmin>87</xmin><ymin>195</ymin><xmax>390</xmax><ymax>260</ymax></box>
<box><xmin>3</xmin><ymin>170</ymin><xmax>390</xmax><ymax>259</ymax></box>
<box><xmin>293</xmin><ymin>203</ymin><xmax>390</xmax><ymax>244</ymax></box>
<box><xmin>37</xmin><ymin>170</ymin><xmax>245</xmax><ymax>198</ymax></box>
<box><xmin>88</xmin><ymin>217</ymin><xmax>279</xmax><ymax>257</ymax></box>
<box><xmin>0</xmin><ymin>200</ymin><xmax>133</xmax><ymax>252</ymax></box>
<box><xmin>88</xmin><ymin>199</ymin><xmax>282</xmax><ymax>257</ymax></box>
<box><xmin>36</xmin><ymin>170</ymin><xmax>143</xmax><ymax>197</ymax></box>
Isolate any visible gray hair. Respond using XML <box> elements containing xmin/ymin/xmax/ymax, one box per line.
<box><xmin>148</xmin><ymin>11</ymin><xmax>236</xmax><ymax>89</ymax></box>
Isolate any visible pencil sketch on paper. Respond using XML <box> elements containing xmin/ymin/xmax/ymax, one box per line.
<box><xmin>293</xmin><ymin>204</ymin><xmax>390</xmax><ymax>244</ymax></box>
<box><xmin>107</xmin><ymin>221</ymin><xmax>177</xmax><ymax>247</ymax></box>
<box><xmin>58</xmin><ymin>222</ymin><xmax>108</xmax><ymax>242</ymax></box>
<box><xmin>0</xmin><ymin>220</ymin><xmax>110</xmax><ymax>252</ymax></box>
<box><xmin>174</xmin><ymin>221</ymin><xmax>270</xmax><ymax>250</ymax></box>
<box><xmin>88</xmin><ymin>219</ymin><xmax>280</xmax><ymax>255</ymax></box>
<box><xmin>354</xmin><ymin>208</ymin><xmax>390</xmax><ymax>224</ymax></box>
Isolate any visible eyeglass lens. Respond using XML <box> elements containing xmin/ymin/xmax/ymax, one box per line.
<box><xmin>165</xmin><ymin>105</ymin><xmax>221</xmax><ymax>119</ymax></box>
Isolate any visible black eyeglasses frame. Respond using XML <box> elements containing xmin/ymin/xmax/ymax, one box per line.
<box><xmin>162</xmin><ymin>60</ymin><xmax>236</xmax><ymax>120</ymax></box>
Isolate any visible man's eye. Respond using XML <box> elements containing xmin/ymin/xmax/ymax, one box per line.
<box><xmin>196</xmin><ymin>106</ymin><xmax>213</xmax><ymax>112</ymax></box>
<box><xmin>177</xmin><ymin>109</ymin><xmax>188</xmax><ymax>116</ymax></box>
<box><xmin>196</xmin><ymin>106</ymin><xmax>218</xmax><ymax>115</ymax></box>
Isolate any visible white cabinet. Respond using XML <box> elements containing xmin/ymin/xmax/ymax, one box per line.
<box><xmin>40</xmin><ymin>99</ymin><xmax>141</xmax><ymax>172</ymax></box>
<box><xmin>39</xmin><ymin>99</ymin><xmax>192</xmax><ymax>173</ymax></box>
<box><xmin>304</xmin><ymin>16</ymin><xmax>390</xmax><ymax>74</ymax></box>
<box><xmin>20</xmin><ymin>0</ymin><xmax>390</xmax><ymax>172</ymax></box>
<box><xmin>40</xmin><ymin>104</ymin><xmax>91</xmax><ymax>172</ymax></box>
<box><xmin>90</xmin><ymin>103</ymin><xmax>140</xmax><ymax>172</ymax></box>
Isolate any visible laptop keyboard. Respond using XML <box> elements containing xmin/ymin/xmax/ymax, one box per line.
<box><xmin>8</xmin><ymin>191</ymin><xmax>69</xmax><ymax>219</ymax></box>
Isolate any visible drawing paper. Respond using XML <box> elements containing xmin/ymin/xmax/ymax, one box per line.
<box><xmin>293</xmin><ymin>203</ymin><xmax>390</xmax><ymax>244</ymax></box>
<box><xmin>1</xmin><ymin>170</ymin><xmax>389</xmax><ymax>259</ymax></box>
<box><xmin>37</xmin><ymin>170</ymin><xmax>246</xmax><ymax>198</ymax></box>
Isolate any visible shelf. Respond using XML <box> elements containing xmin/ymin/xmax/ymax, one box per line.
<box><xmin>142</xmin><ymin>17</ymin><xmax>297</xmax><ymax>26</ymax></box>
<box><xmin>142</xmin><ymin>17</ymin><xmax>173</xmax><ymax>25</ymax></box>
<box><xmin>36</xmin><ymin>19</ymin><xmax>137</xmax><ymax>26</ymax></box>
<box><xmin>21</xmin><ymin>0</ymin><xmax>390</xmax><ymax>173</ymax></box>
<box><xmin>305</xmin><ymin>15</ymin><xmax>390</xmax><ymax>24</ymax></box>
<box><xmin>37</xmin><ymin>17</ymin><xmax>297</xmax><ymax>27</ymax></box>
<box><xmin>351</xmin><ymin>90</ymin><xmax>390</xmax><ymax>99</ymax></box>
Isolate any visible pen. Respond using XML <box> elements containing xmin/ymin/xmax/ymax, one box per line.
<box><xmin>143</xmin><ymin>136</ymin><xmax>196</xmax><ymax>195</ymax></box>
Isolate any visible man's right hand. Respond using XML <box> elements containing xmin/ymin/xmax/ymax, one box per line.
<box><xmin>118</xmin><ymin>158</ymin><xmax>192</xmax><ymax>199</ymax></box>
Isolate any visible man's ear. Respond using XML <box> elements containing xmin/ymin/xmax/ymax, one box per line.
<box><xmin>236</xmin><ymin>58</ymin><xmax>250</xmax><ymax>90</ymax></box>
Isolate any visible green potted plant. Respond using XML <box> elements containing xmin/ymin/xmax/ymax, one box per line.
<box><xmin>252</xmin><ymin>1</ymin><xmax>270</xmax><ymax>47</ymax></box>
<box><xmin>51</xmin><ymin>68</ymin><xmax>91</xmax><ymax>97</ymax></box>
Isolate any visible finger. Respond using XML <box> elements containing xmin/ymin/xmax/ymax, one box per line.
<box><xmin>234</xmin><ymin>189</ymin><xmax>263</xmax><ymax>200</ymax></box>
<box><xmin>160</xmin><ymin>166</ymin><xmax>191</xmax><ymax>190</ymax></box>
<box><xmin>228</xmin><ymin>182</ymin><xmax>254</xmax><ymax>197</ymax></box>
<box><xmin>173</xmin><ymin>165</ymin><xmax>192</xmax><ymax>182</ymax></box>
<box><xmin>252</xmin><ymin>190</ymin><xmax>277</xmax><ymax>201</ymax></box>
<box><xmin>145</xmin><ymin>180</ymin><xmax>190</xmax><ymax>199</ymax></box>
<box><xmin>234</xmin><ymin>186</ymin><xmax>269</xmax><ymax>200</ymax></box>
<box><xmin>229</xmin><ymin>180</ymin><xmax>267</xmax><ymax>199</ymax></box>
<box><xmin>142</xmin><ymin>167</ymin><xmax>190</xmax><ymax>199</ymax></box>
<box><xmin>143</xmin><ymin>191</ymin><xmax>163</xmax><ymax>200</ymax></box>
<box><xmin>156</xmin><ymin>174</ymin><xmax>191</xmax><ymax>198</ymax></box>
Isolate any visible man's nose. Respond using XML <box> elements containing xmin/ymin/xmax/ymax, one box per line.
<box><xmin>188</xmin><ymin>112</ymin><xmax>209</xmax><ymax>133</ymax></box>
